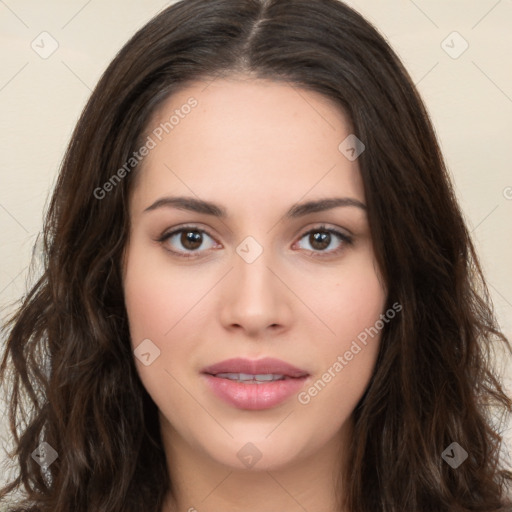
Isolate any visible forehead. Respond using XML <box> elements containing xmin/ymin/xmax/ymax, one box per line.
<box><xmin>131</xmin><ymin>76</ymin><xmax>365</xmax><ymax>215</ymax></box>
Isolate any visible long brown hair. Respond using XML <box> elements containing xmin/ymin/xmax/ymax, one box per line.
<box><xmin>1</xmin><ymin>0</ymin><xmax>511</xmax><ymax>510</ymax></box>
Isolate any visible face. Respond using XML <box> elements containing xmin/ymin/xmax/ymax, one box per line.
<box><xmin>123</xmin><ymin>76</ymin><xmax>387</xmax><ymax>473</ymax></box>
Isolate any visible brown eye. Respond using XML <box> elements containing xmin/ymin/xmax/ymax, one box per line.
<box><xmin>180</xmin><ymin>230</ymin><xmax>203</xmax><ymax>250</ymax></box>
<box><xmin>296</xmin><ymin>226</ymin><xmax>353</xmax><ymax>257</ymax></box>
<box><xmin>158</xmin><ymin>226</ymin><xmax>217</xmax><ymax>257</ymax></box>
<box><xmin>309</xmin><ymin>231</ymin><xmax>331</xmax><ymax>251</ymax></box>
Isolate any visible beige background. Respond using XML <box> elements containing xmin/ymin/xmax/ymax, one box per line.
<box><xmin>1</xmin><ymin>0</ymin><xmax>511</xmax><ymax>494</ymax></box>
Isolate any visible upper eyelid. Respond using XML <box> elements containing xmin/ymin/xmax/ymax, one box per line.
<box><xmin>161</xmin><ymin>224</ymin><xmax>217</xmax><ymax>241</ymax></box>
<box><xmin>161</xmin><ymin>222</ymin><xmax>351</xmax><ymax>238</ymax></box>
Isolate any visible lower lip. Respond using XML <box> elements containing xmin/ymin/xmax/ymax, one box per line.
<box><xmin>202</xmin><ymin>374</ymin><xmax>308</xmax><ymax>410</ymax></box>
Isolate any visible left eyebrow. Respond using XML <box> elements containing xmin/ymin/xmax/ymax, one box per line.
<box><xmin>143</xmin><ymin>196</ymin><xmax>367</xmax><ymax>218</ymax></box>
<box><xmin>286</xmin><ymin>197</ymin><xmax>367</xmax><ymax>217</ymax></box>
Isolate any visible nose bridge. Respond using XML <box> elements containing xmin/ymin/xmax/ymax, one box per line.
<box><xmin>220</xmin><ymin>233</ymin><xmax>289</xmax><ymax>333</ymax></box>
<box><xmin>234</xmin><ymin>233</ymin><xmax>278</xmax><ymax>306</ymax></box>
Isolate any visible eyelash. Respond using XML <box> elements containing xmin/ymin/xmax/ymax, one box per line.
<box><xmin>157</xmin><ymin>224</ymin><xmax>353</xmax><ymax>259</ymax></box>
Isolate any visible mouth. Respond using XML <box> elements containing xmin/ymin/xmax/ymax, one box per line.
<box><xmin>201</xmin><ymin>357</ymin><xmax>310</xmax><ymax>410</ymax></box>
<box><xmin>209</xmin><ymin>372</ymin><xmax>295</xmax><ymax>383</ymax></box>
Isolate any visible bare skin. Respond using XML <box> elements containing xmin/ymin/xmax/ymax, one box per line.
<box><xmin>122</xmin><ymin>75</ymin><xmax>387</xmax><ymax>512</ymax></box>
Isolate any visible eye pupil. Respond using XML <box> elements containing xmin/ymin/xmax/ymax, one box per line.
<box><xmin>181</xmin><ymin>230</ymin><xmax>202</xmax><ymax>250</ymax></box>
<box><xmin>310</xmin><ymin>231</ymin><xmax>330</xmax><ymax>250</ymax></box>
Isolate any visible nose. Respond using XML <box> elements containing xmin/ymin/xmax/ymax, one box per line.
<box><xmin>219</xmin><ymin>245</ymin><xmax>293</xmax><ymax>338</ymax></box>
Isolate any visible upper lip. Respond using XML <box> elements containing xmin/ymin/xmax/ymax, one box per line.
<box><xmin>202</xmin><ymin>357</ymin><xmax>309</xmax><ymax>378</ymax></box>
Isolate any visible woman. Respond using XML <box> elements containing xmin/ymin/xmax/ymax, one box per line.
<box><xmin>1</xmin><ymin>0</ymin><xmax>511</xmax><ymax>510</ymax></box>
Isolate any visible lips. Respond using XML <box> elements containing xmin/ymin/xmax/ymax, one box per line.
<box><xmin>201</xmin><ymin>357</ymin><xmax>310</xmax><ymax>410</ymax></box>
<box><xmin>202</xmin><ymin>357</ymin><xmax>309</xmax><ymax>378</ymax></box>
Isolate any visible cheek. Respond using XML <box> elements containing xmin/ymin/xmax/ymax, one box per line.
<box><xmin>123</xmin><ymin>242</ymin><xmax>198</xmax><ymax>342</ymax></box>
<box><xmin>304</xmin><ymin>247</ymin><xmax>386</xmax><ymax>346</ymax></box>
<box><xmin>334</xmin><ymin>268</ymin><xmax>386</xmax><ymax>340</ymax></box>
<box><xmin>123</xmin><ymin>239</ymin><xmax>214</xmax><ymax>371</ymax></box>
<box><xmin>123</xmin><ymin>244</ymin><xmax>194</xmax><ymax>415</ymax></box>
<box><xmin>124</xmin><ymin>273</ymin><xmax>170</xmax><ymax>341</ymax></box>
<box><xmin>295</xmin><ymin>250</ymin><xmax>386</xmax><ymax>409</ymax></box>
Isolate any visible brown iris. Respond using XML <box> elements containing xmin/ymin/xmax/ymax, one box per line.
<box><xmin>180</xmin><ymin>230</ymin><xmax>203</xmax><ymax>250</ymax></box>
<box><xmin>309</xmin><ymin>230</ymin><xmax>331</xmax><ymax>251</ymax></box>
